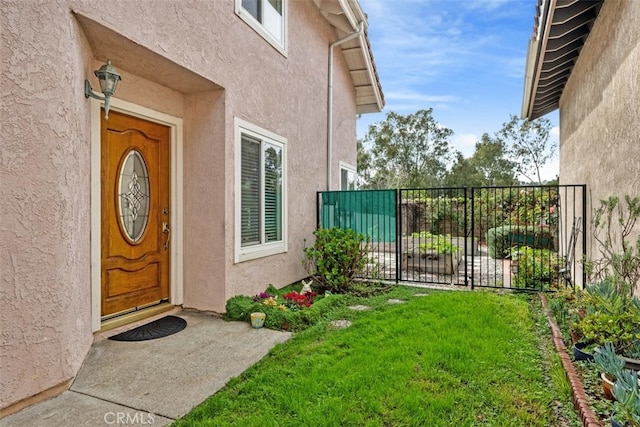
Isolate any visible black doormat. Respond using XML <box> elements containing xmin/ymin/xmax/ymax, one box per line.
<box><xmin>108</xmin><ymin>315</ymin><xmax>187</xmax><ymax>342</ymax></box>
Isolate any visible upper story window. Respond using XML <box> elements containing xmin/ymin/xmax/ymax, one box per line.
<box><xmin>235</xmin><ymin>118</ymin><xmax>288</xmax><ymax>263</ymax></box>
<box><xmin>236</xmin><ymin>0</ymin><xmax>287</xmax><ymax>55</ymax></box>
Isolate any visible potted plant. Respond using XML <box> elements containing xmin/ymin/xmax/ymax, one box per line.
<box><xmin>577</xmin><ymin>280</ymin><xmax>640</xmax><ymax>360</ymax></box>
<box><xmin>611</xmin><ymin>368</ymin><xmax>640</xmax><ymax>426</ymax></box>
<box><xmin>565</xmin><ymin>290</ymin><xmax>597</xmax><ymax>360</ymax></box>
<box><xmin>595</xmin><ymin>343</ymin><xmax>627</xmax><ymax>400</ymax></box>
<box><xmin>403</xmin><ymin>232</ymin><xmax>460</xmax><ymax>274</ymax></box>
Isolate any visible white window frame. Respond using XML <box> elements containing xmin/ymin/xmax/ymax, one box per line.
<box><xmin>235</xmin><ymin>0</ymin><xmax>288</xmax><ymax>56</ymax></box>
<box><xmin>234</xmin><ymin>118</ymin><xmax>288</xmax><ymax>263</ymax></box>
<box><xmin>339</xmin><ymin>161</ymin><xmax>357</xmax><ymax>191</ymax></box>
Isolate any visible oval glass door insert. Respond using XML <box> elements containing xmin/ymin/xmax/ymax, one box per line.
<box><xmin>118</xmin><ymin>150</ymin><xmax>150</xmax><ymax>243</ymax></box>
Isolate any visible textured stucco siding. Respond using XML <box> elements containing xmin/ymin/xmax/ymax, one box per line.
<box><xmin>1</xmin><ymin>0</ymin><xmax>360</xmax><ymax>410</ymax></box>
<box><xmin>224</xmin><ymin>0</ymin><xmax>359</xmax><ymax>300</ymax></box>
<box><xmin>559</xmin><ymin>0</ymin><xmax>640</xmax><ymax>271</ymax></box>
<box><xmin>1</xmin><ymin>1</ymin><xmax>95</xmax><ymax>411</ymax></box>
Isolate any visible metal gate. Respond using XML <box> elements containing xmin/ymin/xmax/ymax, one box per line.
<box><xmin>317</xmin><ymin>185</ymin><xmax>587</xmax><ymax>291</ymax></box>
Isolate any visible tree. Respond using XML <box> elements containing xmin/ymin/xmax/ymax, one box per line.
<box><xmin>497</xmin><ymin>115</ymin><xmax>557</xmax><ymax>184</ymax></box>
<box><xmin>444</xmin><ymin>134</ymin><xmax>516</xmax><ymax>187</ymax></box>
<box><xmin>444</xmin><ymin>151</ymin><xmax>485</xmax><ymax>188</ymax></box>
<box><xmin>470</xmin><ymin>133</ymin><xmax>517</xmax><ymax>186</ymax></box>
<box><xmin>357</xmin><ymin>109</ymin><xmax>455</xmax><ymax>189</ymax></box>
<box><xmin>356</xmin><ymin>138</ymin><xmax>372</xmax><ymax>188</ymax></box>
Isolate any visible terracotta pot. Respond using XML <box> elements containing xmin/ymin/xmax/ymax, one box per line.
<box><xmin>601</xmin><ymin>372</ymin><xmax>615</xmax><ymax>401</ymax></box>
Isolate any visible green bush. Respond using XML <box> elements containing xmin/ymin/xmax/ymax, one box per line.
<box><xmin>224</xmin><ymin>295</ymin><xmax>258</xmax><ymax>322</ymax></box>
<box><xmin>224</xmin><ymin>284</ymin><xmax>349</xmax><ymax>332</ymax></box>
<box><xmin>486</xmin><ymin>225</ymin><xmax>554</xmax><ymax>258</ymax></box>
<box><xmin>510</xmin><ymin>246</ymin><xmax>562</xmax><ymax>289</ymax></box>
<box><xmin>411</xmin><ymin>231</ymin><xmax>459</xmax><ymax>254</ymax></box>
<box><xmin>302</xmin><ymin>227</ymin><xmax>370</xmax><ymax>294</ymax></box>
<box><xmin>573</xmin><ymin>280</ymin><xmax>640</xmax><ymax>354</ymax></box>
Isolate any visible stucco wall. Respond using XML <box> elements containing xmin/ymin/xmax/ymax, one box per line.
<box><xmin>223</xmin><ymin>0</ymin><xmax>358</xmax><ymax>301</ymax></box>
<box><xmin>559</xmin><ymin>0</ymin><xmax>640</xmax><ymax>286</ymax></box>
<box><xmin>1</xmin><ymin>0</ymin><xmax>363</xmax><ymax>409</ymax></box>
<box><xmin>182</xmin><ymin>89</ymin><xmax>227</xmax><ymax>310</ymax></box>
<box><xmin>1</xmin><ymin>1</ymin><xmax>94</xmax><ymax>410</ymax></box>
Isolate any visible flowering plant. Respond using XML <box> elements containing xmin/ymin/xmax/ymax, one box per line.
<box><xmin>283</xmin><ymin>290</ymin><xmax>317</xmax><ymax>309</ymax></box>
<box><xmin>253</xmin><ymin>292</ymin><xmax>288</xmax><ymax>311</ymax></box>
<box><xmin>253</xmin><ymin>292</ymin><xmax>274</xmax><ymax>302</ymax></box>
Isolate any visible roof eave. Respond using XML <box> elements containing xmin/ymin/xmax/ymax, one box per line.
<box><xmin>521</xmin><ymin>0</ymin><xmax>603</xmax><ymax>121</ymax></box>
<box><xmin>316</xmin><ymin>0</ymin><xmax>385</xmax><ymax>113</ymax></box>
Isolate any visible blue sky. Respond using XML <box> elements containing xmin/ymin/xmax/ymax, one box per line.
<box><xmin>357</xmin><ymin>0</ymin><xmax>559</xmax><ymax>180</ymax></box>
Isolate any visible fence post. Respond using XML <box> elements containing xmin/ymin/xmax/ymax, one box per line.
<box><xmin>463</xmin><ymin>187</ymin><xmax>468</xmax><ymax>288</ymax></box>
<box><xmin>396</xmin><ymin>189</ymin><xmax>401</xmax><ymax>284</ymax></box>
<box><xmin>316</xmin><ymin>191</ymin><xmax>320</xmax><ymax>229</ymax></box>
<box><xmin>470</xmin><ymin>188</ymin><xmax>475</xmax><ymax>290</ymax></box>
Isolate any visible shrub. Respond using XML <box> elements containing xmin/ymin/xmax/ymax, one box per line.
<box><xmin>411</xmin><ymin>231</ymin><xmax>459</xmax><ymax>254</ymax></box>
<box><xmin>487</xmin><ymin>225</ymin><xmax>554</xmax><ymax>258</ymax></box>
<box><xmin>510</xmin><ymin>246</ymin><xmax>562</xmax><ymax>289</ymax></box>
<box><xmin>224</xmin><ymin>295</ymin><xmax>258</xmax><ymax>322</ymax></box>
<box><xmin>224</xmin><ymin>284</ymin><xmax>349</xmax><ymax>332</ymax></box>
<box><xmin>302</xmin><ymin>227</ymin><xmax>370</xmax><ymax>294</ymax></box>
<box><xmin>574</xmin><ymin>281</ymin><xmax>640</xmax><ymax>354</ymax></box>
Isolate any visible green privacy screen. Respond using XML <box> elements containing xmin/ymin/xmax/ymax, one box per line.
<box><xmin>318</xmin><ymin>190</ymin><xmax>397</xmax><ymax>243</ymax></box>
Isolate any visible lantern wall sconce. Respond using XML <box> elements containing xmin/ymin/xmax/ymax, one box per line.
<box><xmin>84</xmin><ymin>59</ymin><xmax>122</xmax><ymax>120</ymax></box>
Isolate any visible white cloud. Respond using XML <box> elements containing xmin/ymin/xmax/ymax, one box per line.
<box><xmin>357</xmin><ymin>0</ymin><xmax>554</xmax><ymax>169</ymax></box>
<box><xmin>452</xmin><ymin>133</ymin><xmax>478</xmax><ymax>157</ymax></box>
<box><xmin>382</xmin><ymin>90</ymin><xmax>458</xmax><ymax>112</ymax></box>
<box><xmin>528</xmin><ymin>157</ymin><xmax>559</xmax><ymax>183</ymax></box>
<box><xmin>386</xmin><ymin>91</ymin><xmax>458</xmax><ymax>104</ymax></box>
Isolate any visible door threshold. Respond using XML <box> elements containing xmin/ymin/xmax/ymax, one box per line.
<box><xmin>99</xmin><ymin>302</ymin><xmax>177</xmax><ymax>334</ymax></box>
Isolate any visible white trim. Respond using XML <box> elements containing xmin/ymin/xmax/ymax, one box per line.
<box><xmin>339</xmin><ymin>161</ymin><xmax>357</xmax><ymax>190</ymax></box>
<box><xmin>90</xmin><ymin>98</ymin><xmax>184</xmax><ymax>332</ymax></box>
<box><xmin>235</xmin><ymin>0</ymin><xmax>288</xmax><ymax>57</ymax></box>
<box><xmin>234</xmin><ymin>117</ymin><xmax>288</xmax><ymax>263</ymax></box>
<box><xmin>90</xmin><ymin>99</ymin><xmax>101</xmax><ymax>332</ymax></box>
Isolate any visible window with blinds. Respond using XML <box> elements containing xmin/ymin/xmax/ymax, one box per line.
<box><xmin>241</xmin><ymin>136</ymin><xmax>261</xmax><ymax>247</ymax></box>
<box><xmin>263</xmin><ymin>143</ymin><xmax>282</xmax><ymax>242</ymax></box>
<box><xmin>235</xmin><ymin>118</ymin><xmax>287</xmax><ymax>263</ymax></box>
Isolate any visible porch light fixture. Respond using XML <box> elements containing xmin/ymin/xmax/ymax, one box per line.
<box><xmin>84</xmin><ymin>59</ymin><xmax>121</xmax><ymax>120</ymax></box>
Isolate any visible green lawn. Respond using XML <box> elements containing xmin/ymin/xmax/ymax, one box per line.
<box><xmin>174</xmin><ymin>288</ymin><xmax>578</xmax><ymax>426</ymax></box>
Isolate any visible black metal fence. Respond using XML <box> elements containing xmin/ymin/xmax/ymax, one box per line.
<box><xmin>317</xmin><ymin>185</ymin><xmax>587</xmax><ymax>291</ymax></box>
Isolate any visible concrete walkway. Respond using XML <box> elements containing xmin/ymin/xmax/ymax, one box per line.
<box><xmin>2</xmin><ymin>311</ymin><xmax>291</xmax><ymax>426</ymax></box>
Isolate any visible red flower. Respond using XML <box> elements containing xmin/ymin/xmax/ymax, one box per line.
<box><xmin>283</xmin><ymin>290</ymin><xmax>316</xmax><ymax>308</ymax></box>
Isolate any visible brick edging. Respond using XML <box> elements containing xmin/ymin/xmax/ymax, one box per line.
<box><xmin>538</xmin><ymin>293</ymin><xmax>603</xmax><ymax>427</ymax></box>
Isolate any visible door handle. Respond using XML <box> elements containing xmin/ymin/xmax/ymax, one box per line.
<box><xmin>162</xmin><ymin>221</ymin><xmax>171</xmax><ymax>250</ymax></box>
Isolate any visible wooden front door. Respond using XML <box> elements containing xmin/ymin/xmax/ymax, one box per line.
<box><xmin>101</xmin><ymin>111</ymin><xmax>170</xmax><ymax>317</ymax></box>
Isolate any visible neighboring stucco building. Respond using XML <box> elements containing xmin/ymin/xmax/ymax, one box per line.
<box><xmin>0</xmin><ymin>0</ymin><xmax>383</xmax><ymax>413</ymax></box>
<box><xmin>521</xmin><ymin>0</ymin><xmax>639</xmax><ymax>288</ymax></box>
